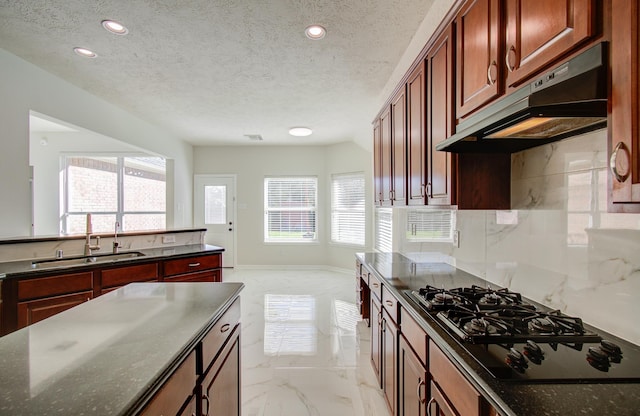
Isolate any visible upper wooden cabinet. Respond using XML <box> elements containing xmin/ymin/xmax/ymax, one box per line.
<box><xmin>407</xmin><ymin>62</ymin><xmax>427</xmax><ymax>206</ymax></box>
<box><xmin>380</xmin><ymin>108</ymin><xmax>393</xmax><ymax>206</ymax></box>
<box><xmin>455</xmin><ymin>0</ymin><xmax>503</xmax><ymax>119</ymax></box>
<box><xmin>609</xmin><ymin>0</ymin><xmax>640</xmax><ymax>210</ymax></box>
<box><xmin>427</xmin><ymin>24</ymin><xmax>457</xmax><ymax>206</ymax></box>
<box><xmin>505</xmin><ymin>0</ymin><xmax>596</xmax><ymax>88</ymax></box>
<box><xmin>391</xmin><ymin>87</ymin><xmax>408</xmax><ymax>205</ymax></box>
<box><xmin>456</xmin><ymin>0</ymin><xmax>596</xmax><ymax>119</ymax></box>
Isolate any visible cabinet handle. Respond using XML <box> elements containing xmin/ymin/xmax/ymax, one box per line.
<box><xmin>188</xmin><ymin>262</ymin><xmax>201</xmax><ymax>267</ymax></box>
<box><xmin>220</xmin><ymin>323</ymin><xmax>231</xmax><ymax>333</ymax></box>
<box><xmin>417</xmin><ymin>378</ymin><xmax>426</xmax><ymax>404</ymax></box>
<box><xmin>377</xmin><ymin>311</ymin><xmax>383</xmax><ymax>329</ymax></box>
<box><xmin>426</xmin><ymin>182</ymin><xmax>432</xmax><ymax>198</ymax></box>
<box><xmin>505</xmin><ymin>45</ymin><xmax>516</xmax><ymax>72</ymax></box>
<box><xmin>427</xmin><ymin>397</ymin><xmax>436</xmax><ymax>416</ymax></box>
<box><xmin>202</xmin><ymin>393</ymin><xmax>210</xmax><ymax>416</ymax></box>
<box><xmin>610</xmin><ymin>141</ymin><xmax>631</xmax><ymax>183</ymax></box>
<box><xmin>372</xmin><ymin>282</ymin><xmax>379</xmax><ymax>288</ymax></box>
<box><xmin>420</xmin><ymin>184</ymin><xmax>425</xmax><ymax>197</ymax></box>
<box><xmin>385</xmin><ymin>300</ymin><xmax>393</xmax><ymax>307</ymax></box>
<box><xmin>487</xmin><ymin>60</ymin><xmax>497</xmax><ymax>85</ymax></box>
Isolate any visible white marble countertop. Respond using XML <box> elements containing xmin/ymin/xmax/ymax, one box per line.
<box><xmin>0</xmin><ymin>281</ymin><xmax>243</xmax><ymax>415</ymax></box>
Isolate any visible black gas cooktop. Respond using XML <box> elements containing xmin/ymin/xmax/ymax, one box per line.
<box><xmin>407</xmin><ymin>285</ymin><xmax>640</xmax><ymax>383</ymax></box>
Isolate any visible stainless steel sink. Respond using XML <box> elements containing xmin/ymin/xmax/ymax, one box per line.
<box><xmin>31</xmin><ymin>252</ymin><xmax>146</xmax><ymax>269</ymax></box>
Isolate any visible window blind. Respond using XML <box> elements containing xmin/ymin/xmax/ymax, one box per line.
<box><xmin>406</xmin><ymin>209</ymin><xmax>453</xmax><ymax>241</ymax></box>
<box><xmin>331</xmin><ymin>172</ymin><xmax>365</xmax><ymax>245</ymax></box>
<box><xmin>264</xmin><ymin>177</ymin><xmax>317</xmax><ymax>242</ymax></box>
<box><xmin>375</xmin><ymin>208</ymin><xmax>393</xmax><ymax>252</ymax></box>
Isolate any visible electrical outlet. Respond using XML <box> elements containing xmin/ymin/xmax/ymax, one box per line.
<box><xmin>452</xmin><ymin>230</ymin><xmax>460</xmax><ymax>248</ymax></box>
<box><xmin>162</xmin><ymin>235</ymin><xmax>176</xmax><ymax>244</ymax></box>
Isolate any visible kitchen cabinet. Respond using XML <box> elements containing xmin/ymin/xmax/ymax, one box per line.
<box><xmin>455</xmin><ymin>0</ymin><xmax>503</xmax><ymax>119</ymax></box>
<box><xmin>426</xmin><ymin>24</ymin><xmax>456</xmax><ymax>206</ymax></box>
<box><xmin>456</xmin><ymin>0</ymin><xmax>597</xmax><ymax>119</ymax></box>
<box><xmin>373</xmin><ymin>119</ymin><xmax>383</xmax><ymax>206</ymax></box>
<box><xmin>382</xmin><ymin>286</ymin><xmax>399</xmax><ymax>415</ymax></box>
<box><xmin>429</xmin><ymin>341</ymin><xmax>494</xmax><ymax>416</ymax></box>
<box><xmin>407</xmin><ymin>62</ymin><xmax>427</xmax><ymax>205</ymax></box>
<box><xmin>140</xmin><ymin>350</ymin><xmax>197</xmax><ymax>416</ymax></box>
<box><xmin>15</xmin><ymin>271</ymin><xmax>94</xmax><ymax>328</ymax></box>
<box><xmin>200</xmin><ymin>327</ymin><xmax>241</xmax><ymax>416</ymax></box>
<box><xmin>391</xmin><ymin>87</ymin><xmax>408</xmax><ymax>206</ymax></box>
<box><xmin>162</xmin><ymin>253</ymin><xmax>222</xmax><ymax>282</ymax></box>
<box><xmin>504</xmin><ymin>0</ymin><xmax>596</xmax><ymax>88</ymax></box>
<box><xmin>377</xmin><ymin>108</ymin><xmax>392</xmax><ymax>206</ymax></box>
<box><xmin>609</xmin><ymin>0</ymin><xmax>640</xmax><ymax>210</ymax></box>
<box><xmin>100</xmin><ymin>262</ymin><xmax>159</xmax><ymax>293</ymax></box>
<box><xmin>398</xmin><ymin>306</ymin><xmax>429</xmax><ymax>416</ymax></box>
<box><xmin>370</xmin><ymin>290</ymin><xmax>382</xmax><ymax>385</ymax></box>
<box><xmin>399</xmin><ymin>335</ymin><xmax>427</xmax><ymax>416</ymax></box>
<box><xmin>355</xmin><ymin>259</ymin><xmax>370</xmax><ymax>324</ymax></box>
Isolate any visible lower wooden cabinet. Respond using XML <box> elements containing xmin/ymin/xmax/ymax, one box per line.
<box><xmin>370</xmin><ymin>294</ymin><xmax>382</xmax><ymax>385</ymax></box>
<box><xmin>200</xmin><ymin>327</ymin><xmax>241</xmax><ymax>416</ymax></box>
<box><xmin>140</xmin><ymin>351</ymin><xmax>197</xmax><ymax>416</ymax></box>
<box><xmin>428</xmin><ymin>381</ymin><xmax>457</xmax><ymax>416</ymax></box>
<box><xmin>399</xmin><ymin>335</ymin><xmax>427</xmax><ymax>416</ymax></box>
<box><xmin>17</xmin><ymin>290</ymin><xmax>93</xmax><ymax>327</ymax></box>
<box><xmin>178</xmin><ymin>395</ymin><xmax>197</xmax><ymax>416</ymax></box>
<box><xmin>382</xmin><ymin>308</ymin><xmax>398</xmax><ymax>416</ymax></box>
<box><xmin>100</xmin><ymin>262</ymin><xmax>159</xmax><ymax>293</ymax></box>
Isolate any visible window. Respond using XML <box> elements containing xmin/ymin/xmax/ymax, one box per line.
<box><xmin>406</xmin><ymin>209</ymin><xmax>454</xmax><ymax>242</ymax></box>
<box><xmin>61</xmin><ymin>156</ymin><xmax>166</xmax><ymax>234</ymax></box>
<box><xmin>264</xmin><ymin>177</ymin><xmax>317</xmax><ymax>243</ymax></box>
<box><xmin>331</xmin><ymin>172</ymin><xmax>365</xmax><ymax>246</ymax></box>
<box><xmin>375</xmin><ymin>208</ymin><xmax>393</xmax><ymax>252</ymax></box>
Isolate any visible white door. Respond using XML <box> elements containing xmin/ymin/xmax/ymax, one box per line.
<box><xmin>194</xmin><ymin>175</ymin><xmax>236</xmax><ymax>268</ymax></box>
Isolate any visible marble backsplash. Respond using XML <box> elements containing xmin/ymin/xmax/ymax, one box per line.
<box><xmin>399</xmin><ymin>129</ymin><xmax>640</xmax><ymax>345</ymax></box>
<box><xmin>0</xmin><ymin>230</ymin><xmax>205</xmax><ymax>263</ymax></box>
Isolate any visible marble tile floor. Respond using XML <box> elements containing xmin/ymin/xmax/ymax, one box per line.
<box><xmin>224</xmin><ymin>268</ymin><xmax>389</xmax><ymax>416</ymax></box>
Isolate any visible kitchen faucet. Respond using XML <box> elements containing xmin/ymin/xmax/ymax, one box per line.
<box><xmin>84</xmin><ymin>213</ymin><xmax>101</xmax><ymax>256</ymax></box>
<box><xmin>113</xmin><ymin>221</ymin><xmax>120</xmax><ymax>253</ymax></box>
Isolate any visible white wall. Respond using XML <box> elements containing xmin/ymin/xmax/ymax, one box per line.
<box><xmin>194</xmin><ymin>142</ymin><xmax>373</xmax><ymax>269</ymax></box>
<box><xmin>0</xmin><ymin>49</ymin><xmax>194</xmax><ymax>238</ymax></box>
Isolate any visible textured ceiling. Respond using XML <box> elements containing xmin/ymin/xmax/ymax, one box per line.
<box><xmin>1</xmin><ymin>0</ymin><xmax>437</xmax><ymax>146</ymax></box>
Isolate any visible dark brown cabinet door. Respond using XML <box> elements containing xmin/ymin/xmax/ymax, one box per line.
<box><xmin>610</xmin><ymin>0</ymin><xmax>640</xmax><ymax>209</ymax></box>
<box><xmin>380</xmin><ymin>108</ymin><xmax>393</xmax><ymax>207</ymax></box>
<box><xmin>202</xmin><ymin>332</ymin><xmax>241</xmax><ymax>416</ymax></box>
<box><xmin>505</xmin><ymin>0</ymin><xmax>595</xmax><ymax>88</ymax></box>
<box><xmin>456</xmin><ymin>0</ymin><xmax>502</xmax><ymax>119</ymax></box>
<box><xmin>17</xmin><ymin>291</ymin><xmax>93</xmax><ymax>328</ymax></box>
<box><xmin>373</xmin><ymin>119</ymin><xmax>383</xmax><ymax>206</ymax></box>
<box><xmin>399</xmin><ymin>336</ymin><xmax>427</xmax><ymax>416</ymax></box>
<box><xmin>382</xmin><ymin>309</ymin><xmax>398</xmax><ymax>416</ymax></box>
<box><xmin>427</xmin><ymin>24</ymin><xmax>456</xmax><ymax>206</ymax></box>
<box><xmin>370</xmin><ymin>294</ymin><xmax>382</xmax><ymax>386</ymax></box>
<box><xmin>428</xmin><ymin>382</ymin><xmax>457</xmax><ymax>416</ymax></box>
<box><xmin>407</xmin><ymin>62</ymin><xmax>427</xmax><ymax>205</ymax></box>
<box><xmin>391</xmin><ymin>87</ymin><xmax>407</xmax><ymax>205</ymax></box>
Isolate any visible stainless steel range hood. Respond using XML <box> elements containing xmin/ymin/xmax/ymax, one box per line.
<box><xmin>436</xmin><ymin>42</ymin><xmax>608</xmax><ymax>153</ymax></box>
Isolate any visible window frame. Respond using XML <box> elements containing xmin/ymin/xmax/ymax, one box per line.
<box><xmin>330</xmin><ymin>172</ymin><xmax>365</xmax><ymax>247</ymax></box>
<box><xmin>60</xmin><ymin>154</ymin><xmax>166</xmax><ymax>234</ymax></box>
<box><xmin>264</xmin><ymin>176</ymin><xmax>318</xmax><ymax>244</ymax></box>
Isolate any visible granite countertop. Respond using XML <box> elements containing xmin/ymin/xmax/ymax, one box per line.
<box><xmin>357</xmin><ymin>252</ymin><xmax>640</xmax><ymax>416</ymax></box>
<box><xmin>0</xmin><ymin>281</ymin><xmax>243</xmax><ymax>415</ymax></box>
<box><xmin>0</xmin><ymin>244</ymin><xmax>224</xmax><ymax>278</ymax></box>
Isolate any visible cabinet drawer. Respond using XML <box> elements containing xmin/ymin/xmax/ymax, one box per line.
<box><xmin>382</xmin><ymin>286</ymin><xmax>398</xmax><ymax>324</ymax></box>
<box><xmin>400</xmin><ymin>306</ymin><xmax>428</xmax><ymax>366</ymax></box>
<box><xmin>101</xmin><ymin>262</ymin><xmax>159</xmax><ymax>289</ymax></box>
<box><xmin>369</xmin><ymin>272</ymin><xmax>383</xmax><ymax>300</ymax></box>
<box><xmin>429</xmin><ymin>381</ymin><xmax>457</xmax><ymax>416</ymax></box>
<box><xmin>430</xmin><ymin>341</ymin><xmax>483</xmax><ymax>416</ymax></box>
<box><xmin>18</xmin><ymin>271</ymin><xmax>93</xmax><ymax>301</ymax></box>
<box><xmin>164</xmin><ymin>269</ymin><xmax>221</xmax><ymax>283</ymax></box>
<box><xmin>201</xmin><ymin>297</ymin><xmax>241</xmax><ymax>374</ymax></box>
<box><xmin>140</xmin><ymin>350</ymin><xmax>197</xmax><ymax>416</ymax></box>
<box><xmin>163</xmin><ymin>254</ymin><xmax>221</xmax><ymax>277</ymax></box>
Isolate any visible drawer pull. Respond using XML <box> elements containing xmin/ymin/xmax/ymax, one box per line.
<box><xmin>188</xmin><ymin>262</ymin><xmax>201</xmax><ymax>268</ymax></box>
<box><xmin>385</xmin><ymin>300</ymin><xmax>393</xmax><ymax>307</ymax></box>
<box><xmin>202</xmin><ymin>393</ymin><xmax>210</xmax><ymax>416</ymax></box>
<box><xmin>372</xmin><ymin>282</ymin><xmax>379</xmax><ymax>288</ymax></box>
<box><xmin>417</xmin><ymin>378</ymin><xmax>426</xmax><ymax>404</ymax></box>
<box><xmin>220</xmin><ymin>323</ymin><xmax>231</xmax><ymax>333</ymax></box>
<box><xmin>427</xmin><ymin>397</ymin><xmax>436</xmax><ymax>416</ymax></box>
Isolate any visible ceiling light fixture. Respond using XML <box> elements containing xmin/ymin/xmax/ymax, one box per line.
<box><xmin>73</xmin><ymin>47</ymin><xmax>97</xmax><ymax>58</ymax></box>
<box><xmin>305</xmin><ymin>25</ymin><xmax>326</xmax><ymax>40</ymax></box>
<box><xmin>102</xmin><ymin>20</ymin><xmax>128</xmax><ymax>35</ymax></box>
<box><xmin>289</xmin><ymin>127</ymin><xmax>313</xmax><ymax>137</ymax></box>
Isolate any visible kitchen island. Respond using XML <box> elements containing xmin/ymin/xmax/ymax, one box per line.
<box><xmin>0</xmin><ymin>281</ymin><xmax>243</xmax><ymax>415</ymax></box>
<box><xmin>358</xmin><ymin>252</ymin><xmax>640</xmax><ymax>416</ymax></box>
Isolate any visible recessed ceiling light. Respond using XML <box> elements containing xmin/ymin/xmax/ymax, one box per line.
<box><xmin>102</xmin><ymin>20</ymin><xmax>128</xmax><ymax>35</ymax></box>
<box><xmin>289</xmin><ymin>127</ymin><xmax>313</xmax><ymax>137</ymax></box>
<box><xmin>305</xmin><ymin>25</ymin><xmax>326</xmax><ymax>40</ymax></box>
<box><xmin>73</xmin><ymin>47</ymin><xmax>97</xmax><ymax>58</ymax></box>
